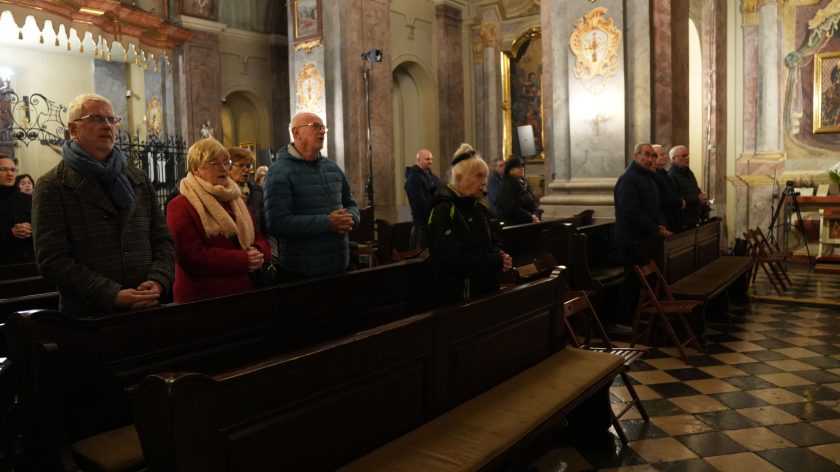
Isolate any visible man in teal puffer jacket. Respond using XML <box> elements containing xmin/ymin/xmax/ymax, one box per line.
<box><xmin>263</xmin><ymin>112</ymin><xmax>360</xmax><ymax>278</ymax></box>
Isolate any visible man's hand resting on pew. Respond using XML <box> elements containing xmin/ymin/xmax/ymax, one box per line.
<box><xmin>114</xmin><ymin>280</ymin><xmax>163</xmax><ymax>311</ymax></box>
<box><xmin>658</xmin><ymin>225</ymin><xmax>673</xmax><ymax>237</ymax></box>
<box><xmin>501</xmin><ymin>252</ymin><xmax>513</xmax><ymax>272</ymax></box>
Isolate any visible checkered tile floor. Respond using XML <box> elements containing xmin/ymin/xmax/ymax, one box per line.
<box><xmin>533</xmin><ymin>265</ymin><xmax>840</xmax><ymax>471</ymax></box>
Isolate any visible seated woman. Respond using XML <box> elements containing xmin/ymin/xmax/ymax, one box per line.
<box><xmin>167</xmin><ymin>138</ymin><xmax>271</xmax><ymax>303</ymax></box>
<box><xmin>497</xmin><ymin>158</ymin><xmax>541</xmax><ymax>226</ymax></box>
<box><xmin>427</xmin><ymin>143</ymin><xmax>512</xmax><ymax>306</ymax></box>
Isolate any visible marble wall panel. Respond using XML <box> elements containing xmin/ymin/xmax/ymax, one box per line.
<box><xmin>436</xmin><ymin>4</ymin><xmax>465</xmax><ymax>167</ymax></box>
<box><xmin>625</xmin><ymin>0</ymin><xmax>652</xmax><ymax>164</ymax></box>
<box><xmin>93</xmin><ymin>59</ymin><xmax>128</xmax><ymax>125</ymax></box>
<box><xmin>567</xmin><ymin>0</ymin><xmax>625</xmax><ymax>179</ymax></box>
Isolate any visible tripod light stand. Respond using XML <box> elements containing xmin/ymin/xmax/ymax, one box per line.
<box><xmin>768</xmin><ymin>180</ymin><xmax>812</xmax><ymax>264</ymax></box>
<box><xmin>361</xmin><ymin>48</ymin><xmax>382</xmax><ymax>211</ymax></box>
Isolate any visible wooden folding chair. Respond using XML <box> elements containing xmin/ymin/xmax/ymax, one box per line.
<box><xmin>755</xmin><ymin>228</ymin><xmax>792</xmax><ymax>287</ymax></box>
<box><xmin>632</xmin><ymin>260</ymin><xmax>704</xmax><ymax>363</ymax></box>
<box><xmin>563</xmin><ymin>292</ymin><xmax>649</xmax><ymax>446</ymax></box>
<box><xmin>743</xmin><ymin>228</ymin><xmax>789</xmax><ymax>295</ymax></box>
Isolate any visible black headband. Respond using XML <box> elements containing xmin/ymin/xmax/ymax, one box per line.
<box><xmin>451</xmin><ymin>149</ymin><xmax>476</xmax><ymax>167</ymax></box>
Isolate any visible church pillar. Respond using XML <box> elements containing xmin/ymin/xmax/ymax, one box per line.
<box><xmin>435</xmin><ymin>5</ymin><xmax>465</xmax><ymax>165</ymax></box>
<box><xmin>175</xmin><ymin>20</ymin><xmax>223</xmax><ymax>143</ymax></box>
<box><xmin>540</xmin><ymin>0</ymin><xmax>630</xmax><ymax>220</ymax></box>
<box><xmin>756</xmin><ymin>1</ymin><xmax>782</xmax><ymax>153</ymax></box>
<box><xmin>732</xmin><ymin>0</ymin><xmax>784</xmax><ymax>241</ymax></box>
<box><xmin>476</xmin><ymin>15</ymin><xmax>501</xmax><ymax>163</ymax></box>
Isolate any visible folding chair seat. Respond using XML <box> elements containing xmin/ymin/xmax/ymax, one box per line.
<box><xmin>563</xmin><ymin>292</ymin><xmax>649</xmax><ymax>446</ymax></box>
<box><xmin>632</xmin><ymin>260</ymin><xmax>704</xmax><ymax>364</ymax></box>
<box><xmin>743</xmin><ymin>228</ymin><xmax>789</xmax><ymax>295</ymax></box>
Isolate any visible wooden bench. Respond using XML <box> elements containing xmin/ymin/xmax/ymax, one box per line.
<box><xmin>663</xmin><ymin>219</ymin><xmax>752</xmax><ymax>321</ymax></box>
<box><xmin>3</xmin><ymin>258</ymin><xmax>433</xmax><ymax>471</ymax></box>
<box><xmin>0</xmin><ymin>263</ymin><xmax>40</xmax><ymax>281</ymax></box>
<box><xmin>129</xmin><ymin>268</ymin><xmax>625</xmax><ymax>471</ymax></box>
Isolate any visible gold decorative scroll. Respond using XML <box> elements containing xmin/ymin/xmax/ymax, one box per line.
<box><xmin>569</xmin><ymin>7</ymin><xmax>621</xmax><ymax>94</ymax></box>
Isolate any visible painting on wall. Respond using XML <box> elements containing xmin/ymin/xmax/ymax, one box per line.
<box><xmin>293</xmin><ymin>0</ymin><xmax>322</xmax><ymax>44</ymax></box>
<box><xmin>813</xmin><ymin>51</ymin><xmax>840</xmax><ymax>134</ymax></box>
<box><xmin>503</xmin><ymin>28</ymin><xmax>543</xmax><ymax>160</ymax></box>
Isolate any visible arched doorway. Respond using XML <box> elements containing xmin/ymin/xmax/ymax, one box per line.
<box><xmin>392</xmin><ymin>58</ymin><xmax>438</xmax><ymax>205</ymax></box>
<box><xmin>220</xmin><ymin>88</ymin><xmax>271</xmax><ymax>151</ymax></box>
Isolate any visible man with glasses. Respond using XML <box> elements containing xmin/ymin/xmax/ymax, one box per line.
<box><xmin>264</xmin><ymin>111</ymin><xmax>359</xmax><ymax>278</ymax></box>
<box><xmin>668</xmin><ymin>145</ymin><xmax>709</xmax><ymax>228</ymax></box>
<box><xmin>32</xmin><ymin>93</ymin><xmax>174</xmax><ymax>315</ymax></box>
<box><xmin>0</xmin><ymin>155</ymin><xmax>34</xmax><ymax>264</ymax></box>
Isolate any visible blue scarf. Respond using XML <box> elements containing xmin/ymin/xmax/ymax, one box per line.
<box><xmin>62</xmin><ymin>141</ymin><xmax>135</xmax><ymax>210</ymax></box>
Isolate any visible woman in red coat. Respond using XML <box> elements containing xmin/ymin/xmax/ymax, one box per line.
<box><xmin>167</xmin><ymin>138</ymin><xmax>271</xmax><ymax>303</ymax></box>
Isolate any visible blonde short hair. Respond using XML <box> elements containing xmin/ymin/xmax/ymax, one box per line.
<box><xmin>450</xmin><ymin>143</ymin><xmax>488</xmax><ymax>185</ymax></box>
<box><xmin>68</xmin><ymin>93</ymin><xmax>113</xmax><ymax>122</ymax></box>
<box><xmin>188</xmin><ymin>138</ymin><xmax>229</xmax><ymax>173</ymax></box>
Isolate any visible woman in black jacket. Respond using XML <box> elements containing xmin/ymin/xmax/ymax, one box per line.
<box><xmin>497</xmin><ymin>158</ymin><xmax>541</xmax><ymax>226</ymax></box>
<box><xmin>427</xmin><ymin>144</ymin><xmax>512</xmax><ymax>306</ymax></box>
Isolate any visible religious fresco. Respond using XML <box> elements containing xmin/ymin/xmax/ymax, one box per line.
<box><xmin>504</xmin><ymin>30</ymin><xmax>543</xmax><ymax>159</ymax></box>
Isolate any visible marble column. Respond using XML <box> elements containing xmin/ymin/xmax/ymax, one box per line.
<box><xmin>651</xmin><ymin>0</ymin><xmax>689</xmax><ymax>147</ymax></box>
<box><xmin>175</xmin><ymin>21</ymin><xmax>223</xmax><ymax>143</ymax></box>
<box><xmin>756</xmin><ymin>1</ymin><xmax>781</xmax><ymax>153</ymax></box>
<box><xmin>479</xmin><ymin>20</ymin><xmax>501</xmax><ymax>163</ymax></box>
<box><xmin>541</xmin><ymin>0</ymin><xmax>628</xmax><ymax>220</ymax></box>
<box><xmin>436</xmin><ymin>4</ymin><xmax>465</xmax><ymax>165</ymax></box>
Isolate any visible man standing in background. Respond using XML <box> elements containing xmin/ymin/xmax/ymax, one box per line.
<box><xmin>404</xmin><ymin>148</ymin><xmax>441</xmax><ymax>249</ymax></box>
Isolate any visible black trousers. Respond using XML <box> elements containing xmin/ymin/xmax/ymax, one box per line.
<box><xmin>616</xmin><ymin>239</ymin><xmax>660</xmax><ymax>323</ymax></box>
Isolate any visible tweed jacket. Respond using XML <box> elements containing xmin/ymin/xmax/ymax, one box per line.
<box><xmin>263</xmin><ymin>144</ymin><xmax>360</xmax><ymax>277</ymax></box>
<box><xmin>33</xmin><ymin>160</ymin><xmax>174</xmax><ymax>315</ymax></box>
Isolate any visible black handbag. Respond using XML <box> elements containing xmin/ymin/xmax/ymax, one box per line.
<box><xmin>250</xmin><ymin>260</ymin><xmax>279</xmax><ymax>286</ymax></box>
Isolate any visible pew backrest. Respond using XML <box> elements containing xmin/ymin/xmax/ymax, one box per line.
<box><xmin>0</xmin><ymin>263</ymin><xmax>39</xmax><ymax>281</ymax></box>
<box><xmin>4</xmin><ymin>257</ymin><xmax>433</xmax><ymax>470</ymax></box>
<box><xmin>129</xmin><ymin>270</ymin><xmax>568</xmax><ymax>471</ymax></box>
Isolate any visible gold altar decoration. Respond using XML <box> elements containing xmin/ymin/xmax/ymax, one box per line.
<box><xmin>569</xmin><ymin>7</ymin><xmax>621</xmax><ymax>94</ymax></box>
<box><xmin>296</xmin><ymin>62</ymin><xmax>324</xmax><ymax>112</ymax></box>
<box><xmin>145</xmin><ymin>95</ymin><xmax>163</xmax><ymax>135</ymax></box>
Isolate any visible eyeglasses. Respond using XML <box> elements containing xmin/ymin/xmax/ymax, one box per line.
<box><xmin>0</xmin><ymin>167</ymin><xmax>16</xmax><ymax>173</ymax></box>
<box><xmin>208</xmin><ymin>160</ymin><xmax>233</xmax><ymax>169</ymax></box>
<box><xmin>232</xmin><ymin>162</ymin><xmax>253</xmax><ymax>169</ymax></box>
<box><xmin>299</xmin><ymin>122</ymin><xmax>328</xmax><ymax>133</ymax></box>
<box><xmin>75</xmin><ymin>114</ymin><xmax>122</xmax><ymax>125</ymax></box>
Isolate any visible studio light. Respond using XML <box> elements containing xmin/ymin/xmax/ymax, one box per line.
<box><xmin>361</xmin><ymin>48</ymin><xmax>382</xmax><ymax>63</ymax></box>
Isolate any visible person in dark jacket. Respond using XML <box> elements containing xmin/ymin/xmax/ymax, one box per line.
<box><xmin>613</xmin><ymin>143</ymin><xmax>672</xmax><ymax>324</ymax></box>
<box><xmin>0</xmin><ymin>155</ymin><xmax>34</xmax><ymax>265</ymax></box>
<box><xmin>486</xmin><ymin>158</ymin><xmax>505</xmax><ymax>215</ymax></box>
<box><xmin>33</xmin><ymin>93</ymin><xmax>174</xmax><ymax>315</ymax></box>
<box><xmin>497</xmin><ymin>157</ymin><xmax>541</xmax><ymax>226</ymax></box>
<box><xmin>668</xmin><ymin>145</ymin><xmax>709</xmax><ymax>229</ymax></box>
<box><xmin>652</xmin><ymin>144</ymin><xmax>683</xmax><ymax>233</ymax></box>
<box><xmin>404</xmin><ymin>148</ymin><xmax>441</xmax><ymax>249</ymax></box>
<box><xmin>427</xmin><ymin>143</ymin><xmax>512</xmax><ymax>306</ymax></box>
<box><xmin>263</xmin><ymin>112</ymin><xmax>360</xmax><ymax>278</ymax></box>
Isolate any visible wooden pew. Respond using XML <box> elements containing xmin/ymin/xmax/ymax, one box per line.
<box><xmin>3</xmin><ymin>257</ymin><xmax>432</xmax><ymax>471</ymax></box>
<box><xmin>0</xmin><ymin>263</ymin><xmax>40</xmax><ymax>281</ymax></box>
<box><xmin>130</xmin><ymin>268</ymin><xmax>625</xmax><ymax>471</ymax></box>
<box><xmin>0</xmin><ymin>275</ymin><xmax>54</xmax><ymax>299</ymax></box>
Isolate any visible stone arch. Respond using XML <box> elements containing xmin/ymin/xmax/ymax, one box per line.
<box><xmin>392</xmin><ymin>56</ymin><xmax>438</xmax><ymax>204</ymax></box>
<box><xmin>220</xmin><ymin>84</ymin><xmax>271</xmax><ymax>150</ymax></box>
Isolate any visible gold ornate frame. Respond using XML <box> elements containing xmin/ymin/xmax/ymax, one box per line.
<box><xmin>813</xmin><ymin>51</ymin><xmax>840</xmax><ymax>134</ymax></box>
<box><xmin>293</xmin><ymin>0</ymin><xmax>322</xmax><ymax>51</ymax></box>
<box><xmin>501</xmin><ymin>27</ymin><xmax>544</xmax><ymax>160</ymax></box>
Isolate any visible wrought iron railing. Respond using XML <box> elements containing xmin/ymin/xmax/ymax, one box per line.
<box><xmin>0</xmin><ymin>91</ymin><xmax>187</xmax><ymax>213</ymax></box>
<box><xmin>116</xmin><ymin>131</ymin><xmax>187</xmax><ymax>213</ymax></box>
<box><xmin>0</xmin><ymin>91</ymin><xmax>68</xmax><ymax>146</ymax></box>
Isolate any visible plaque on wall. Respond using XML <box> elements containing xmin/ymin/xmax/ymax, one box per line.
<box><xmin>182</xmin><ymin>0</ymin><xmax>217</xmax><ymax>20</ymax></box>
<box><xmin>568</xmin><ymin>7</ymin><xmax>621</xmax><ymax>94</ymax></box>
